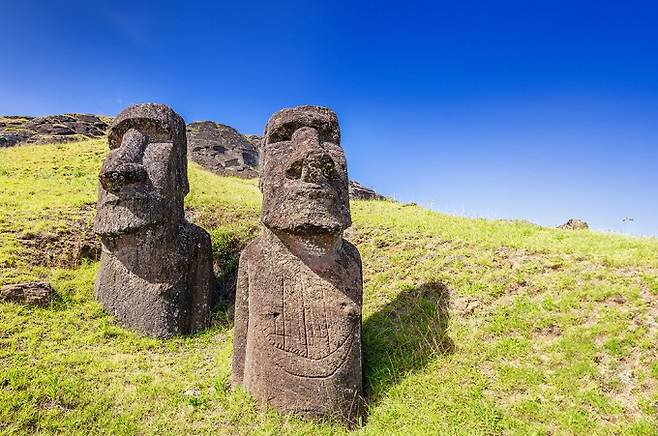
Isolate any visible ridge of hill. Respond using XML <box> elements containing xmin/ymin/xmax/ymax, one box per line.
<box><xmin>0</xmin><ymin>114</ymin><xmax>111</xmax><ymax>147</ymax></box>
<box><xmin>1</xmin><ymin>139</ymin><xmax>657</xmax><ymax>434</ymax></box>
<box><xmin>0</xmin><ymin>114</ymin><xmax>385</xmax><ymax>200</ymax></box>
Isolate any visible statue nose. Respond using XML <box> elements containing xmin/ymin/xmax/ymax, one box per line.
<box><xmin>287</xmin><ymin>127</ymin><xmax>337</xmax><ymax>183</ymax></box>
<box><xmin>99</xmin><ymin>128</ymin><xmax>147</xmax><ymax>193</ymax></box>
<box><xmin>301</xmin><ymin>153</ymin><xmax>336</xmax><ymax>184</ymax></box>
<box><xmin>99</xmin><ymin>162</ymin><xmax>147</xmax><ymax>193</ymax></box>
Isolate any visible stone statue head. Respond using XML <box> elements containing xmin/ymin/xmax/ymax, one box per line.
<box><xmin>260</xmin><ymin>105</ymin><xmax>351</xmax><ymax>234</ymax></box>
<box><xmin>94</xmin><ymin>103</ymin><xmax>188</xmax><ymax>236</ymax></box>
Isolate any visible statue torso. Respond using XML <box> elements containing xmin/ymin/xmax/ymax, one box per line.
<box><xmin>240</xmin><ymin>234</ymin><xmax>363</xmax><ymax>416</ymax></box>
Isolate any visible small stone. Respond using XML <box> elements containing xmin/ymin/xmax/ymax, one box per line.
<box><xmin>0</xmin><ymin>282</ymin><xmax>54</xmax><ymax>306</ymax></box>
<box><xmin>455</xmin><ymin>298</ymin><xmax>480</xmax><ymax>315</ymax></box>
<box><xmin>610</xmin><ymin>295</ymin><xmax>627</xmax><ymax>304</ymax></box>
<box><xmin>464</xmin><ymin>299</ymin><xmax>480</xmax><ymax>314</ymax></box>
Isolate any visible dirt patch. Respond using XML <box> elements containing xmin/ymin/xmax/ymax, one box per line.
<box><xmin>17</xmin><ymin>206</ymin><xmax>99</xmax><ymax>269</ymax></box>
<box><xmin>534</xmin><ymin>324</ymin><xmax>562</xmax><ymax>340</ymax></box>
<box><xmin>594</xmin><ymin>352</ymin><xmax>650</xmax><ymax>420</ymax></box>
<box><xmin>605</xmin><ymin>295</ymin><xmax>627</xmax><ymax>306</ymax></box>
<box><xmin>453</xmin><ymin>297</ymin><xmax>481</xmax><ymax>316</ymax></box>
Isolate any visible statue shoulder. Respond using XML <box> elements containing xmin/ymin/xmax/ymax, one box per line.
<box><xmin>180</xmin><ymin>221</ymin><xmax>212</xmax><ymax>251</ymax></box>
<box><xmin>239</xmin><ymin>236</ymin><xmax>265</xmax><ymax>265</ymax></box>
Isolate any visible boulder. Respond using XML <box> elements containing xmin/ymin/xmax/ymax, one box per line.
<box><xmin>244</xmin><ymin>134</ymin><xmax>262</xmax><ymax>150</ymax></box>
<box><xmin>558</xmin><ymin>219</ymin><xmax>589</xmax><ymax>230</ymax></box>
<box><xmin>0</xmin><ymin>282</ymin><xmax>54</xmax><ymax>306</ymax></box>
<box><xmin>349</xmin><ymin>180</ymin><xmax>386</xmax><ymax>200</ymax></box>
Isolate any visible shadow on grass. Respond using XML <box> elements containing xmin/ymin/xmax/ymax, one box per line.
<box><xmin>363</xmin><ymin>281</ymin><xmax>454</xmax><ymax>406</ymax></box>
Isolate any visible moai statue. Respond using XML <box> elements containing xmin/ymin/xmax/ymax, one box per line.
<box><xmin>94</xmin><ymin>103</ymin><xmax>214</xmax><ymax>338</ymax></box>
<box><xmin>232</xmin><ymin>106</ymin><xmax>364</xmax><ymax>424</ymax></box>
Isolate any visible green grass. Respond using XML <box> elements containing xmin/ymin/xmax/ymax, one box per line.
<box><xmin>1</xmin><ymin>140</ymin><xmax>658</xmax><ymax>435</ymax></box>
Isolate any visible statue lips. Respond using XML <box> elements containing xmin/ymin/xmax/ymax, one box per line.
<box><xmin>286</xmin><ymin>179</ymin><xmax>339</xmax><ymax>200</ymax></box>
<box><xmin>300</xmin><ymin>185</ymin><xmax>336</xmax><ymax>200</ymax></box>
<box><xmin>100</xmin><ymin>189</ymin><xmax>156</xmax><ymax>205</ymax></box>
<box><xmin>98</xmin><ymin>188</ymin><xmax>160</xmax><ymax>211</ymax></box>
<box><xmin>95</xmin><ymin>188</ymin><xmax>166</xmax><ymax>237</ymax></box>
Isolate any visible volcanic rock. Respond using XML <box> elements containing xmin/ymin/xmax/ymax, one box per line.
<box><xmin>349</xmin><ymin>180</ymin><xmax>386</xmax><ymax>200</ymax></box>
<box><xmin>558</xmin><ymin>219</ymin><xmax>589</xmax><ymax>230</ymax></box>
<box><xmin>233</xmin><ymin>106</ymin><xmax>364</xmax><ymax>425</ymax></box>
<box><xmin>93</xmin><ymin>103</ymin><xmax>214</xmax><ymax>338</ymax></box>
<box><xmin>0</xmin><ymin>114</ymin><xmax>111</xmax><ymax>146</ymax></box>
<box><xmin>186</xmin><ymin>121</ymin><xmax>259</xmax><ymax>178</ymax></box>
<box><xmin>0</xmin><ymin>282</ymin><xmax>55</xmax><ymax>306</ymax></box>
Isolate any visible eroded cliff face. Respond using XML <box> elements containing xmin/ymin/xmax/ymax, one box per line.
<box><xmin>185</xmin><ymin>121</ymin><xmax>260</xmax><ymax>178</ymax></box>
<box><xmin>1</xmin><ymin>113</ymin><xmax>385</xmax><ymax>199</ymax></box>
<box><xmin>0</xmin><ymin>114</ymin><xmax>111</xmax><ymax>147</ymax></box>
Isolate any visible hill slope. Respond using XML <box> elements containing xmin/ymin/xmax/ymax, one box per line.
<box><xmin>1</xmin><ymin>140</ymin><xmax>658</xmax><ymax>434</ymax></box>
<box><xmin>1</xmin><ymin>113</ymin><xmax>385</xmax><ymax>200</ymax></box>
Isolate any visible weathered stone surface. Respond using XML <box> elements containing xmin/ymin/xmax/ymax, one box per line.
<box><xmin>0</xmin><ymin>114</ymin><xmax>111</xmax><ymax>147</ymax></box>
<box><xmin>233</xmin><ymin>106</ymin><xmax>364</xmax><ymax>425</ymax></box>
<box><xmin>186</xmin><ymin>121</ymin><xmax>259</xmax><ymax>178</ymax></box>
<box><xmin>0</xmin><ymin>282</ymin><xmax>54</xmax><ymax>306</ymax></box>
<box><xmin>348</xmin><ymin>180</ymin><xmax>386</xmax><ymax>200</ymax></box>
<box><xmin>244</xmin><ymin>134</ymin><xmax>263</xmax><ymax>150</ymax></box>
<box><xmin>558</xmin><ymin>219</ymin><xmax>589</xmax><ymax>230</ymax></box>
<box><xmin>93</xmin><ymin>103</ymin><xmax>214</xmax><ymax>338</ymax></box>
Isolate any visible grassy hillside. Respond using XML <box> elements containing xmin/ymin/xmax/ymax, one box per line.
<box><xmin>1</xmin><ymin>140</ymin><xmax>658</xmax><ymax>435</ymax></box>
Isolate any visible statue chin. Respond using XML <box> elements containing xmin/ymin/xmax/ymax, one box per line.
<box><xmin>93</xmin><ymin>189</ymin><xmax>181</xmax><ymax>238</ymax></box>
<box><xmin>93</xmin><ymin>216</ymin><xmax>162</xmax><ymax>238</ymax></box>
<box><xmin>93</xmin><ymin>205</ymin><xmax>168</xmax><ymax>237</ymax></box>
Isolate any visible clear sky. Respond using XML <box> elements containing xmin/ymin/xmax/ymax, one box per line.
<box><xmin>3</xmin><ymin>0</ymin><xmax>658</xmax><ymax>236</ymax></box>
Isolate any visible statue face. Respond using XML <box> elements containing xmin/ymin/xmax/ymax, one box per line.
<box><xmin>261</xmin><ymin>106</ymin><xmax>351</xmax><ymax>234</ymax></box>
<box><xmin>93</xmin><ymin>104</ymin><xmax>188</xmax><ymax>236</ymax></box>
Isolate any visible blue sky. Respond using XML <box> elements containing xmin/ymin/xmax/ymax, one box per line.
<box><xmin>3</xmin><ymin>0</ymin><xmax>658</xmax><ymax>236</ymax></box>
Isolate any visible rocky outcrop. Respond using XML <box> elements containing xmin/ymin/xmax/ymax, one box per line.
<box><xmin>558</xmin><ymin>219</ymin><xmax>589</xmax><ymax>230</ymax></box>
<box><xmin>244</xmin><ymin>134</ymin><xmax>262</xmax><ymax>150</ymax></box>
<box><xmin>0</xmin><ymin>282</ymin><xmax>55</xmax><ymax>306</ymax></box>
<box><xmin>349</xmin><ymin>180</ymin><xmax>386</xmax><ymax>200</ymax></box>
<box><xmin>186</xmin><ymin>121</ymin><xmax>259</xmax><ymax>178</ymax></box>
<box><xmin>0</xmin><ymin>114</ymin><xmax>111</xmax><ymax>147</ymax></box>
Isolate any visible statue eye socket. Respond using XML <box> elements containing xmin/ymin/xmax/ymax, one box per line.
<box><xmin>286</xmin><ymin>159</ymin><xmax>303</xmax><ymax>180</ymax></box>
<box><xmin>268</xmin><ymin>125</ymin><xmax>295</xmax><ymax>143</ymax></box>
